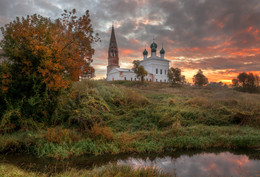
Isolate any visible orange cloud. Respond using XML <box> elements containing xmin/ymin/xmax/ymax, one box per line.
<box><xmin>121</xmin><ymin>49</ymin><xmax>135</xmax><ymax>55</ymax></box>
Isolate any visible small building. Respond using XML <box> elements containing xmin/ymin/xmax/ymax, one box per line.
<box><xmin>106</xmin><ymin>26</ymin><xmax>170</xmax><ymax>82</ymax></box>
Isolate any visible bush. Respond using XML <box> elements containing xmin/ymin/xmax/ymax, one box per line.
<box><xmin>42</xmin><ymin>127</ymin><xmax>81</xmax><ymax>145</ymax></box>
<box><xmin>90</xmin><ymin>125</ymin><xmax>114</xmax><ymax>141</ymax></box>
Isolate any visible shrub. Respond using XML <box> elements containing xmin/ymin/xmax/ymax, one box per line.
<box><xmin>42</xmin><ymin>127</ymin><xmax>81</xmax><ymax>145</ymax></box>
<box><xmin>90</xmin><ymin>124</ymin><xmax>114</xmax><ymax>141</ymax></box>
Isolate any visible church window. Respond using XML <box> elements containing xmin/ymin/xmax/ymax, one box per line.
<box><xmin>124</xmin><ymin>77</ymin><xmax>126</xmax><ymax>80</ymax></box>
<box><xmin>160</xmin><ymin>69</ymin><xmax>162</xmax><ymax>74</ymax></box>
<box><xmin>156</xmin><ymin>68</ymin><xmax>158</xmax><ymax>74</ymax></box>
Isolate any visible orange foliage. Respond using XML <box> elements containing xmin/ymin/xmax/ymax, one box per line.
<box><xmin>90</xmin><ymin>124</ymin><xmax>114</xmax><ymax>141</ymax></box>
<box><xmin>0</xmin><ymin>9</ymin><xmax>99</xmax><ymax>92</ymax></box>
<box><xmin>43</xmin><ymin>127</ymin><xmax>81</xmax><ymax>144</ymax></box>
<box><xmin>0</xmin><ymin>64</ymin><xmax>11</xmax><ymax>93</ymax></box>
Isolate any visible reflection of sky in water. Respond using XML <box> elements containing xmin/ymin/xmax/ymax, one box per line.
<box><xmin>117</xmin><ymin>152</ymin><xmax>260</xmax><ymax>177</ymax></box>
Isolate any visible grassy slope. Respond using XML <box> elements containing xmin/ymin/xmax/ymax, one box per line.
<box><xmin>0</xmin><ymin>80</ymin><xmax>260</xmax><ymax>159</ymax></box>
<box><xmin>0</xmin><ymin>163</ymin><xmax>169</xmax><ymax>177</ymax></box>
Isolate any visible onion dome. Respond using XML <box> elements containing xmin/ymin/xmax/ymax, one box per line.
<box><xmin>160</xmin><ymin>48</ymin><xmax>165</xmax><ymax>54</ymax></box>
<box><xmin>143</xmin><ymin>49</ymin><xmax>148</xmax><ymax>55</ymax></box>
<box><xmin>151</xmin><ymin>46</ymin><xmax>156</xmax><ymax>52</ymax></box>
<box><xmin>150</xmin><ymin>42</ymin><xmax>157</xmax><ymax>49</ymax></box>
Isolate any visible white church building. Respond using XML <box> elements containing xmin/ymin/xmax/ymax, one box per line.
<box><xmin>106</xmin><ymin>26</ymin><xmax>170</xmax><ymax>82</ymax></box>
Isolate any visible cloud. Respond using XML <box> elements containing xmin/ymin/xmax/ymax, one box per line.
<box><xmin>0</xmin><ymin>0</ymin><xmax>259</xmax><ymax>82</ymax></box>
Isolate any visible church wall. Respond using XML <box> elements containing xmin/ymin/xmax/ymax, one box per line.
<box><xmin>107</xmin><ymin>70</ymin><xmax>138</xmax><ymax>81</ymax></box>
<box><xmin>107</xmin><ymin>69</ymin><xmax>154</xmax><ymax>82</ymax></box>
<box><xmin>141</xmin><ymin>59</ymin><xmax>169</xmax><ymax>83</ymax></box>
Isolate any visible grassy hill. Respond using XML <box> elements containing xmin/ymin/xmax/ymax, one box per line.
<box><xmin>0</xmin><ymin>80</ymin><xmax>260</xmax><ymax>159</ymax></box>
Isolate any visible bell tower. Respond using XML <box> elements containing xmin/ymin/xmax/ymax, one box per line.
<box><xmin>107</xmin><ymin>25</ymin><xmax>119</xmax><ymax>74</ymax></box>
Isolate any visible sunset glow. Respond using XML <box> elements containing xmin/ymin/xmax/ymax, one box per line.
<box><xmin>0</xmin><ymin>0</ymin><xmax>259</xmax><ymax>83</ymax></box>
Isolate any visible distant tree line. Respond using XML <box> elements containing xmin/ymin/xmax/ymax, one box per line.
<box><xmin>232</xmin><ymin>72</ymin><xmax>259</xmax><ymax>93</ymax></box>
<box><xmin>131</xmin><ymin>52</ymin><xmax>259</xmax><ymax>94</ymax></box>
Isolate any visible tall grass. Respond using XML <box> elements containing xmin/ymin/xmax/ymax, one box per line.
<box><xmin>0</xmin><ymin>80</ymin><xmax>260</xmax><ymax>158</ymax></box>
<box><xmin>0</xmin><ymin>164</ymin><xmax>170</xmax><ymax>177</ymax></box>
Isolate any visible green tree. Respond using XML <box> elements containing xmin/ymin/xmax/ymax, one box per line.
<box><xmin>132</xmin><ymin>60</ymin><xmax>147</xmax><ymax>82</ymax></box>
<box><xmin>167</xmin><ymin>67</ymin><xmax>186</xmax><ymax>87</ymax></box>
<box><xmin>193</xmin><ymin>69</ymin><xmax>208</xmax><ymax>86</ymax></box>
<box><xmin>0</xmin><ymin>9</ymin><xmax>99</xmax><ymax>131</ymax></box>
<box><xmin>232</xmin><ymin>72</ymin><xmax>259</xmax><ymax>93</ymax></box>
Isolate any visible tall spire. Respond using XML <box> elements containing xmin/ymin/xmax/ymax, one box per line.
<box><xmin>107</xmin><ymin>25</ymin><xmax>120</xmax><ymax>74</ymax></box>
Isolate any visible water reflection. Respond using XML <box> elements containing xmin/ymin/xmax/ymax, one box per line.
<box><xmin>1</xmin><ymin>151</ymin><xmax>260</xmax><ymax>176</ymax></box>
<box><xmin>118</xmin><ymin>152</ymin><xmax>260</xmax><ymax>177</ymax></box>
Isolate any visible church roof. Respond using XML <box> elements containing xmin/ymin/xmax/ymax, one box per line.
<box><xmin>113</xmin><ymin>68</ymin><xmax>134</xmax><ymax>72</ymax></box>
<box><xmin>150</xmin><ymin>42</ymin><xmax>157</xmax><ymax>49</ymax></box>
<box><xmin>143</xmin><ymin>49</ymin><xmax>148</xmax><ymax>55</ymax></box>
<box><xmin>109</xmin><ymin>25</ymin><xmax>118</xmax><ymax>49</ymax></box>
<box><xmin>151</xmin><ymin>46</ymin><xmax>156</xmax><ymax>52</ymax></box>
<box><xmin>160</xmin><ymin>48</ymin><xmax>165</xmax><ymax>54</ymax></box>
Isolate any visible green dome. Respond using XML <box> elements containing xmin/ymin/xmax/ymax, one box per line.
<box><xmin>143</xmin><ymin>49</ymin><xmax>148</xmax><ymax>55</ymax></box>
<box><xmin>151</xmin><ymin>47</ymin><xmax>156</xmax><ymax>52</ymax></box>
<box><xmin>150</xmin><ymin>42</ymin><xmax>157</xmax><ymax>49</ymax></box>
<box><xmin>160</xmin><ymin>48</ymin><xmax>165</xmax><ymax>54</ymax></box>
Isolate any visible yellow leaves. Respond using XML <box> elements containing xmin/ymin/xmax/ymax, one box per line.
<box><xmin>1</xmin><ymin>10</ymin><xmax>97</xmax><ymax>93</ymax></box>
<box><xmin>1</xmin><ymin>71</ymin><xmax>11</xmax><ymax>93</ymax></box>
<box><xmin>38</xmin><ymin>59</ymin><xmax>70</xmax><ymax>91</ymax></box>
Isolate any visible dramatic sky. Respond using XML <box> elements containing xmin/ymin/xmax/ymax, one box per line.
<box><xmin>0</xmin><ymin>0</ymin><xmax>260</xmax><ymax>83</ymax></box>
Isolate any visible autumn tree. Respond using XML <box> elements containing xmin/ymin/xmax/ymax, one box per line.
<box><xmin>193</xmin><ymin>69</ymin><xmax>208</xmax><ymax>86</ymax></box>
<box><xmin>232</xmin><ymin>72</ymin><xmax>259</xmax><ymax>93</ymax></box>
<box><xmin>132</xmin><ymin>60</ymin><xmax>147</xmax><ymax>82</ymax></box>
<box><xmin>168</xmin><ymin>67</ymin><xmax>186</xmax><ymax>87</ymax></box>
<box><xmin>0</xmin><ymin>9</ymin><xmax>99</xmax><ymax>130</ymax></box>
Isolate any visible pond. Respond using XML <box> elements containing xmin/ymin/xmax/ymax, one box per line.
<box><xmin>1</xmin><ymin>150</ymin><xmax>260</xmax><ymax>176</ymax></box>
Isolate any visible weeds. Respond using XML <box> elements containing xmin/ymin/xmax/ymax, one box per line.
<box><xmin>0</xmin><ymin>80</ymin><xmax>260</xmax><ymax>159</ymax></box>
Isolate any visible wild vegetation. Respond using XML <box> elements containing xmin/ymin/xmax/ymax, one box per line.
<box><xmin>0</xmin><ymin>9</ymin><xmax>99</xmax><ymax>132</ymax></box>
<box><xmin>232</xmin><ymin>72</ymin><xmax>260</xmax><ymax>93</ymax></box>
<box><xmin>167</xmin><ymin>67</ymin><xmax>186</xmax><ymax>87</ymax></box>
<box><xmin>0</xmin><ymin>9</ymin><xmax>260</xmax><ymax>177</ymax></box>
<box><xmin>132</xmin><ymin>60</ymin><xmax>147</xmax><ymax>82</ymax></box>
<box><xmin>0</xmin><ymin>163</ymin><xmax>169</xmax><ymax>177</ymax></box>
<box><xmin>193</xmin><ymin>69</ymin><xmax>209</xmax><ymax>86</ymax></box>
<box><xmin>0</xmin><ymin>80</ymin><xmax>259</xmax><ymax>160</ymax></box>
